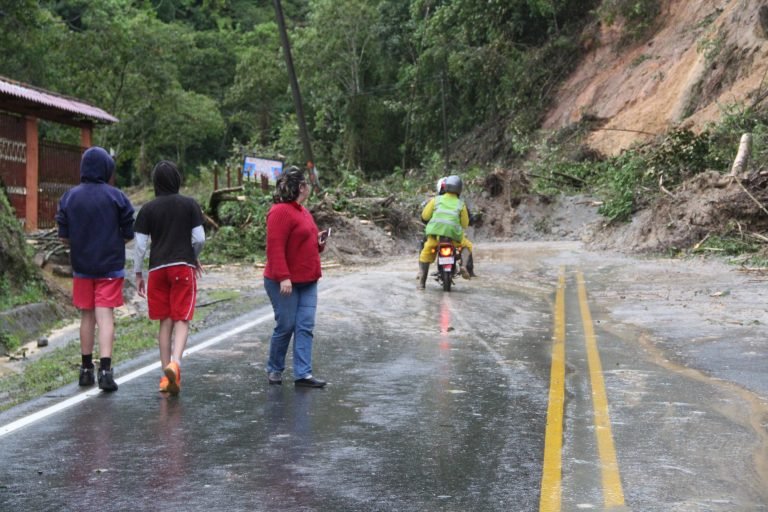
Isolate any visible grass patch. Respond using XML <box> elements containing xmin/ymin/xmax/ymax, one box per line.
<box><xmin>0</xmin><ymin>277</ymin><xmax>46</xmax><ymax>310</ymax></box>
<box><xmin>738</xmin><ymin>255</ymin><xmax>768</xmax><ymax>268</ymax></box>
<box><xmin>0</xmin><ymin>332</ymin><xmax>21</xmax><ymax>353</ymax></box>
<box><xmin>694</xmin><ymin>234</ymin><xmax>761</xmax><ymax>256</ymax></box>
<box><xmin>0</xmin><ymin>315</ymin><xmax>156</xmax><ymax>411</ymax></box>
<box><xmin>0</xmin><ymin>288</ymin><xmax>258</xmax><ymax>411</ymax></box>
<box><xmin>205</xmin><ymin>290</ymin><xmax>241</xmax><ymax>302</ymax></box>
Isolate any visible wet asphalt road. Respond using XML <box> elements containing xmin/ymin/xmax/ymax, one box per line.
<box><xmin>0</xmin><ymin>242</ymin><xmax>766</xmax><ymax>511</ymax></box>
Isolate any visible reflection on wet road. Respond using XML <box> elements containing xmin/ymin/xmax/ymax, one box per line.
<box><xmin>0</xmin><ymin>242</ymin><xmax>766</xmax><ymax>511</ymax></box>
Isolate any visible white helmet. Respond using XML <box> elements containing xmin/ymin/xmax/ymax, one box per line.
<box><xmin>436</xmin><ymin>177</ymin><xmax>447</xmax><ymax>195</ymax></box>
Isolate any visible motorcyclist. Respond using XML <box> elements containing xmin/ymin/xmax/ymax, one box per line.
<box><xmin>418</xmin><ymin>175</ymin><xmax>473</xmax><ymax>288</ymax></box>
<box><xmin>419</xmin><ymin>177</ymin><xmax>476</xmax><ymax>276</ymax></box>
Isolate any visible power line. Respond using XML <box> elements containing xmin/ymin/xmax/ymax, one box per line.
<box><xmin>335</xmin><ymin>73</ymin><xmax>447</xmax><ymax>99</ymax></box>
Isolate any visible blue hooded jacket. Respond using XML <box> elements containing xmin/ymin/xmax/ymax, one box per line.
<box><xmin>56</xmin><ymin>147</ymin><xmax>135</xmax><ymax>278</ymax></box>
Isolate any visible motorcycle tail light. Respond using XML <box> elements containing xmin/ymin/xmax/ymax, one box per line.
<box><xmin>439</xmin><ymin>246</ymin><xmax>453</xmax><ymax>257</ymax></box>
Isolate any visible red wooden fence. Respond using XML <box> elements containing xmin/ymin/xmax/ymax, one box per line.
<box><xmin>0</xmin><ymin>111</ymin><xmax>83</xmax><ymax>229</ymax></box>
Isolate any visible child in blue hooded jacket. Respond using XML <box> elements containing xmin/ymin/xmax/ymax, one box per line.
<box><xmin>56</xmin><ymin>146</ymin><xmax>135</xmax><ymax>392</ymax></box>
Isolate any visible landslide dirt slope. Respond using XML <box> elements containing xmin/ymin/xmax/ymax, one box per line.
<box><xmin>544</xmin><ymin>0</ymin><xmax>768</xmax><ymax>156</ymax></box>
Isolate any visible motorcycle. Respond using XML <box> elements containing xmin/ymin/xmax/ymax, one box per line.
<box><xmin>434</xmin><ymin>236</ymin><xmax>463</xmax><ymax>292</ymax></box>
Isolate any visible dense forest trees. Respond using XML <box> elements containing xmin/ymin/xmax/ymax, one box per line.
<box><xmin>0</xmin><ymin>0</ymin><xmax>612</xmax><ymax>184</ymax></box>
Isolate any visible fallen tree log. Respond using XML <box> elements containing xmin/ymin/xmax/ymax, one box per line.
<box><xmin>208</xmin><ymin>186</ymin><xmax>245</xmax><ymax>225</ymax></box>
<box><xmin>729</xmin><ymin>133</ymin><xmax>752</xmax><ymax>177</ymax></box>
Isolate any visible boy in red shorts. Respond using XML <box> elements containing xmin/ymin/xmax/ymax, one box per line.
<box><xmin>133</xmin><ymin>160</ymin><xmax>205</xmax><ymax>395</ymax></box>
<box><xmin>56</xmin><ymin>146</ymin><xmax>135</xmax><ymax>392</ymax></box>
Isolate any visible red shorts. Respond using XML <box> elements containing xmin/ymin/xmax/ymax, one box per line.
<box><xmin>147</xmin><ymin>265</ymin><xmax>197</xmax><ymax>321</ymax></box>
<box><xmin>72</xmin><ymin>277</ymin><xmax>124</xmax><ymax>309</ymax></box>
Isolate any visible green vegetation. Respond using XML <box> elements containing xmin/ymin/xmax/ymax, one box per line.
<box><xmin>689</xmin><ymin>231</ymin><xmax>768</xmax><ymax>268</ymax></box>
<box><xmin>529</xmin><ymin>104</ymin><xmax>768</xmax><ymax>223</ymax></box>
<box><xmin>630</xmin><ymin>54</ymin><xmax>653</xmax><ymax>68</ymax></box>
<box><xmin>0</xmin><ymin>192</ymin><xmax>40</xmax><ymax>289</ymax></box>
<box><xmin>0</xmin><ymin>190</ymin><xmax>48</xmax><ymax>337</ymax></box>
<box><xmin>0</xmin><ymin>0</ymin><xmax>604</xmax><ymax>185</ymax></box>
<box><xmin>204</xmin><ymin>184</ymin><xmax>273</xmax><ymax>263</ymax></box>
<box><xmin>0</xmin><ymin>277</ymin><xmax>46</xmax><ymax>311</ymax></box>
<box><xmin>5</xmin><ymin>0</ymin><xmax>718</xmax><ymax>250</ymax></box>
<box><xmin>0</xmin><ymin>316</ymin><xmax>155</xmax><ymax>411</ymax></box>
<box><xmin>2</xmin><ymin>0</ymin><xmax>768</xmax><ymax>414</ymax></box>
<box><xmin>1</xmin><ymin>2</ymin><xmax>764</xmax><ymax>264</ymax></box>
<box><xmin>697</xmin><ymin>33</ymin><xmax>725</xmax><ymax>64</ymax></box>
<box><xmin>599</xmin><ymin>0</ymin><xmax>660</xmax><ymax>44</ymax></box>
<box><xmin>0</xmin><ymin>287</ymin><xmax>256</xmax><ymax>411</ymax></box>
<box><xmin>0</xmin><ymin>332</ymin><xmax>21</xmax><ymax>354</ymax></box>
<box><xmin>695</xmin><ymin>234</ymin><xmax>761</xmax><ymax>256</ymax></box>
<box><xmin>205</xmin><ymin>290</ymin><xmax>242</xmax><ymax>303</ymax></box>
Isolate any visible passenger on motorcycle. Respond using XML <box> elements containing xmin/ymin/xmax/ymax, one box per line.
<box><xmin>418</xmin><ymin>175</ymin><xmax>472</xmax><ymax>288</ymax></box>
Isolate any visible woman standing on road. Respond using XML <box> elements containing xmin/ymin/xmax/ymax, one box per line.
<box><xmin>264</xmin><ymin>166</ymin><xmax>328</xmax><ymax>388</ymax></box>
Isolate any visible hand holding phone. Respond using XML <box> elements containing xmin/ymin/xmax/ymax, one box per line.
<box><xmin>319</xmin><ymin>228</ymin><xmax>332</xmax><ymax>243</ymax></box>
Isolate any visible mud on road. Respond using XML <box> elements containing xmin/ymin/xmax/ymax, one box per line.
<box><xmin>1</xmin><ymin>240</ymin><xmax>767</xmax><ymax>511</ymax></box>
<box><xmin>8</xmin><ymin>241</ymin><xmax>768</xmax><ymax>407</ymax></box>
<box><xmin>483</xmin><ymin>241</ymin><xmax>768</xmax><ymax>507</ymax></box>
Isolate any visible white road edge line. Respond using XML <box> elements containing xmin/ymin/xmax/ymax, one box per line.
<box><xmin>0</xmin><ymin>312</ymin><xmax>273</xmax><ymax>438</ymax></box>
<box><xmin>0</xmin><ymin>284</ymin><xmax>343</xmax><ymax>438</ymax></box>
<box><xmin>0</xmin><ymin>285</ymin><xmax>341</xmax><ymax>437</ymax></box>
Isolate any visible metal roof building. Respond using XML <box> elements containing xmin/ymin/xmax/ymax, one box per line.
<box><xmin>0</xmin><ymin>76</ymin><xmax>118</xmax><ymax>231</ymax></box>
<box><xmin>0</xmin><ymin>76</ymin><xmax>118</xmax><ymax>126</ymax></box>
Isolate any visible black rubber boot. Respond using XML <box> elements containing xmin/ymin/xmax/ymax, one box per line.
<box><xmin>419</xmin><ymin>262</ymin><xmax>430</xmax><ymax>289</ymax></box>
<box><xmin>466</xmin><ymin>251</ymin><xmax>476</xmax><ymax>277</ymax></box>
<box><xmin>459</xmin><ymin>249</ymin><xmax>470</xmax><ymax>279</ymax></box>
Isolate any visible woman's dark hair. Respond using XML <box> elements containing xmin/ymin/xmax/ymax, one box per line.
<box><xmin>273</xmin><ymin>166</ymin><xmax>307</xmax><ymax>203</ymax></box>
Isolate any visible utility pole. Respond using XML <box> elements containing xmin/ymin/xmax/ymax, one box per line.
<box><xmin>441</xmin><ymin>72</ymin><xmax>449</xmax><ymax>173</ymax></box>
<box><xmin>273</xmin><ymin>0</ymin><xmax>320</xmax><ymax>190</ymax></box>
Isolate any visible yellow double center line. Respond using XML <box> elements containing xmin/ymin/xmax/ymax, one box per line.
<box><xmin>539</xmin><ymin>267</ymin><xmax>626</xmax><ymax>511</ymax></box>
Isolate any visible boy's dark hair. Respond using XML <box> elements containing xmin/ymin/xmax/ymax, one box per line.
<box><xmin>152</xmin><ymin>160</ymin><xmax>182</xmax><ymax>196</ymax></box>
<box><xmin>273</xmin><ymin>166</ymin><xmax>307</xmax><ymax>203</ymax></box>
